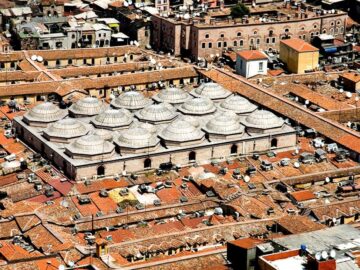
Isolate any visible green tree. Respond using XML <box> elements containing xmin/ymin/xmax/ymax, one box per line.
<box><xmin>231</xmin><ymin>3</ymin><xmax>250</xmax><ymax>18</ymax></box>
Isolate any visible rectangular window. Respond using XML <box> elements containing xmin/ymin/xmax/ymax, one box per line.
<box><xmin>223</xmin><ymin>41</ymin><xmax>227</xmax><ymax>47</ymax></box>
<box><xmin>259</xmin><ymin>62</ymin><xmax>263</xmax><ymax>72</ymax></box>
<box><xmin>202</xmin><ymin>43</ymin><xmax>205</xmax><ymax>48</ymax></box>
<box><xmin>218</xmin><ymin>42</ymin><xmax>221</xmax><ymax>48</ymax></box>
<box><xmin>208</xmin><ymin>42</ymin><xmax>212</xmax><ymax>48</ymax></box>
<box><xmin>266</xmin><ymin>38</ymin><xmax>270</xmax><ymax>44</ymax></box>
<box><xmin>272</xmin><ymin>37</ymin><xmax>276</xmax><ymax>43</ymax></box>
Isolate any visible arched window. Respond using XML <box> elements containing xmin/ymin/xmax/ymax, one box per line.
<box><xmin>271</xmin><ymin>138</ymin><xmax>278</xmax><ymax>148</ymax></box>
<box><xmin>144</xmin><ymin>158</ymin><xmax>152</xmax><ymax>169</ymax></box>
<box><xmin>230</xmin><ymin>144</ymin><xmax>238</xmax><ymax>155</ymax></box>
<box><xmin>189</xmin><ymin>151</ymin><xmax>196</xmax><ymax>162</ymax></box>
<box><xmin>97</xmin><ymin>165</ymin><xmax>105</xmax><ymax>176</ymax></box>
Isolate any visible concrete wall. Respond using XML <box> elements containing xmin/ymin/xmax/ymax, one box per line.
<box><xmin>279</xmin><ymin>43</ymin><xmax>319</xmax><ymax>74</ymax></box>
<box><xmin>236</xmin><ymin>55</ymin><xmax>268</xmax><ymax>78</ymax></box>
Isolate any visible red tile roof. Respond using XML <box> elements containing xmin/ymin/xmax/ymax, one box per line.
<box><xmin>290</xmin><ymin>190</ymin><xmax>316</xmax><ymax>202</ymax></box>
<box><xmin>228</xmin><ymin>237</ymin><xmax>263</xmax><ymax>249</ymax></box>
<box><xmin>341</xmin><ymin>72</ymin><xmax>360</xmax><ymax>83</ymax></box>
<box><xmin>281</xmin><ymin>38</ymin><xmax>318</xmax><ymax>53</ymax></box>
<box><xmin>237</xmin><ymin>50</ymin><xmax>267</xmax><ymax>61</ymax></box>
<box><xmin>0</xmin><ymin>241</ymin><xmax>41</xmax><ymax>262</ymax></box>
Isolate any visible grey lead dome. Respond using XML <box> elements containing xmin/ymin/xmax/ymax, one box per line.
<box><xmin>191</xmin><ymin>82</ymin><xmax>231</xmax><ymax>100</ymax></box>
<box><xmin>23</xmin><ymin>102</ymin><xmax>67</xmax><ymax>123</ymax></box>
<box><xmin>91</xmin><ymin>109</ymin><xmax>133</xmax><ymax>129</ymax></box>
<box><xmin>219</xmin><ymin>95</ymin><xmax>257</xmax><ymax>114</ymax></box>
<box><xmin>153</xmin><ymin>87</ymin><xmax>191</xmax><ymax>104</ymax></box>
<box><xmin>69</xmin><ymin>96</ymin><xmax>106</xmax><ymax>116</ymax></box>
<box><xmin>44</xmin><ymin>118</ymin><xmax>89</xmax><ymax>139</ymax></box>
<box><xmin>178</xmin><ymin>97</ymin><xmax>217</xmax><ymax>115</ymax></box>
<box><xmin>115</xmin><ymin>127</ymin><xmax>159</xmax><ymax>149</ymax></box>
<box><xmin>241</xmin><ymin>110</ymin><xmax>284</xmax><ymax>129</ymax></box>
<box><xmin>66</xmin><ymin>134</ymin><xmax>115</xmax><ymax>155</ymax></box>
<box><xmin>159</xmin><ymin>119</ymin><xmax>204</xmax><ymax>142</ymax></box>
<box><xmin>204</xmin><ymin>112</ymin><xmax>245</xmax><ymax>135</ymax></box>
<box><xmin>135</xmin><ymin>103</ymin><xmax>178</xmax><ymax>123</ymax></box>
<box><xmin>111</xmin><ymin>91</ymin><xmax>152</xmax><ymax>110</ymax></box>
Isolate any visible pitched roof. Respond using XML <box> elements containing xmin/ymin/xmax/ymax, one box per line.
<box><xmin>237</xmin><ymin>50</ymin><xmax>268</xmax><ymax>61</ymax></box>
<box><xmin>276</xmin><ymin>216</ymin><xmax>326</xmax><ymax>234</ymax></box>
<box><xmin>281</xmin><ymin>38</ymin><xmax>318</xmax><ymax>53</ymax></box>
<box><xmin>228</xmin><ymin>237</ymin><xmax>263</xmax><ymax>249</ymax></box>
<box><xmin>290</xmin><ymin>190</ymin><xmax>316</xmax><ymax>202</ymax></box>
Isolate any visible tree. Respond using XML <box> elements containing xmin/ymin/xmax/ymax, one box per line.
<box><xmin>230</xmin><ymin>3</ymin><xmax>250</xmax><ymax>19</ymax></box>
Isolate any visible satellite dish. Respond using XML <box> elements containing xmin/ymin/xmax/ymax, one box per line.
<box><xmin>58</xmin><ymin>265</ymin><xmax>65</xmax><ymax>270</ymax></box>
<box><xmin>325</xmin><ymin>177</ymin><xmax>330</xmax><ymax>183</ymax></box>
<box><xmin>329</xmin><ymin>249</ymin><xmax>336</xmax><ymax>258</ymax></box>
<box><xmin>321</xmin><ymin>250</ymin><xmax>328</xmax><ymax>260</ymax></box>
<box><xmin>294</xmin><ymin>162</ymin><xmax>300</xmax><ymax>168</ymax></box>
<box><xmin>244</xmin><ymin>175</ymin><xmax>250</xmax><ymax>183</ymax></box>
<box><xmin>339</xmin><ymin>88</ymin><xmax>344</xmax><ymax>93</ymax></box>
<box><xmin>68</xmin><ymin>261</ymin><xmax>74</xmax><ymax>267</ymax></box>
<box><xmin>128</xmin><ymin>0</ymin><xmax>133</xmax><ymax>4</ymax></box>
<box><xmin>305</xmin><ymin>100</ymin><xmax>309</xmax><ymax>105</ymax></box>
<box><xmin>345</xmin><ymin>92</ymin><xmax>352</xmax><ymax>98</ymax></box>
<box><xmin>31</xmin><ymin>55</ymin><xmax>37</xmax><ymax>61</ymax></box>
<box><xmin>347</xmin><ymin>122</ymin><xmax>352</xmax><ymax>127</ymax></box>
<box><xmin>124</xmin><ymin>1</ymin><xmax>129</xmax><ymax>6</ymax></box>
<box><xmin>20</xmin><ymin>158</ymin><xmax>24</xmax><ymax>162</ymax></box>
<box><xmin>315</xmin><ymin>252</ymin><xmax>321</xmax><ymax>261</ymax></box>
<box><xmin>37</xmin><ymin>56</ymin><xmax>43</xmax><ymax>62</ymax></box>
<box><xmin>109</xmin><ymin>94</ymin><xmax>115</xmax><ymax>100</ymax></box>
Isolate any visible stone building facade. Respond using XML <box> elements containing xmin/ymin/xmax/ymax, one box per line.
<box><xmin>151</xmin><ymin>4</ymin><xmax>348</xmax><ymax>60</ymax></box>
<box><xmin>14</xmin><ymin>83</ymin><xmax>297</xmax><ymax>181</ymax></box>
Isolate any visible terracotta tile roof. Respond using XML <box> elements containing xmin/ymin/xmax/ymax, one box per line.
<box><xmin>290</xmin><ymin>190</ymin><xmax>316</xmax><ymax>202</ymax></box>
<box><xmin>24</xmin><ymin>224</ymin><xmax>70</xmax><ymax>254</ymax></box>
<box><xmin>75</xmin><ymin>179</ymin><xmax>128</xmax><ymax>194</ymax></box>
<box><xmin>0</xmin><ymin>173</ymin><xmax>18</xmax><ymax>187</ymax></box>
<box><xmin>290</xmin><ymin>84</ymin><xmax>352</xmax><ymax>111</ymax></box>
<box><xmin>50</xmin><ymin>60</ymin><xmax>175</xmax><ymax>78</ymax></box>
<box><xmin>27</xmin><ymin>46</ymin><xmax>142</xmax><ymax>61</ymax></box>
<box><xmin>340</xmin><ymin>72</ymin><xmax>360</xmax><ymax>83</ymax></box>
<box><xmin>268</xmin><ymin>69</ymin><xmax>284</xmax><ymax>77</ymax></box>
<box><xmin>276</xmin><ymin>216</ymin><xmax>325</xmax><ymax>234</ymax></box>
<box><xmin>71</xmin><ymin>196</ymin><xmax>100</xmax><ymax>217</ymax></box>
<box><xmin>0</xmin><ymin>220</ymin><xmax>21</xmax><ymax>238</ymax></box>
<box><xmin>100</xmin><ymin>229</ymin><xmax>135</xmax><ymax>243</ymax></box>
<box><xmin>0</xmin><ymin>201</ymin><xmax>42</xmax><ymax>218</ymax></box>
<box><xmin>0</xmin><ymin>240</ymin><xmax>41</xmax><ymax>262</ymax></box>
<box><xmin>89</xmin><ymin>192</ymin><xmax>118</xmax><ymax>214</ymax></box>
<box><xmin>35</xmin><ymin>169</ymin><xmax>73</xmax><ymax>196</ymax></box>
<box><xmin>0</xmin><ymin>67</ymin><xmax>197</xmax><ymax>98</ymax></box>
<box><xmin>228</xmin><ymin>237</ymin><xmax>263</xmax><ymax>249</ymax></box>
<box><xmin>281</xmin><ymin>38</ymin><xmax>318</xmax><ymax>53</ymax></box>
<box><xmin>15</xmin><ymin>215</ymin><xmax>41</xmax><ymax>232</ymax></box>
<box><xmin>237</xmin><ymin>50</ymin><xmax>267</xmax><ymax>61</ymax></box>
<box><xmin>309</xmin><ymin>199</ymin><xmax>360</xmax><ymax>222</ymax></box>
